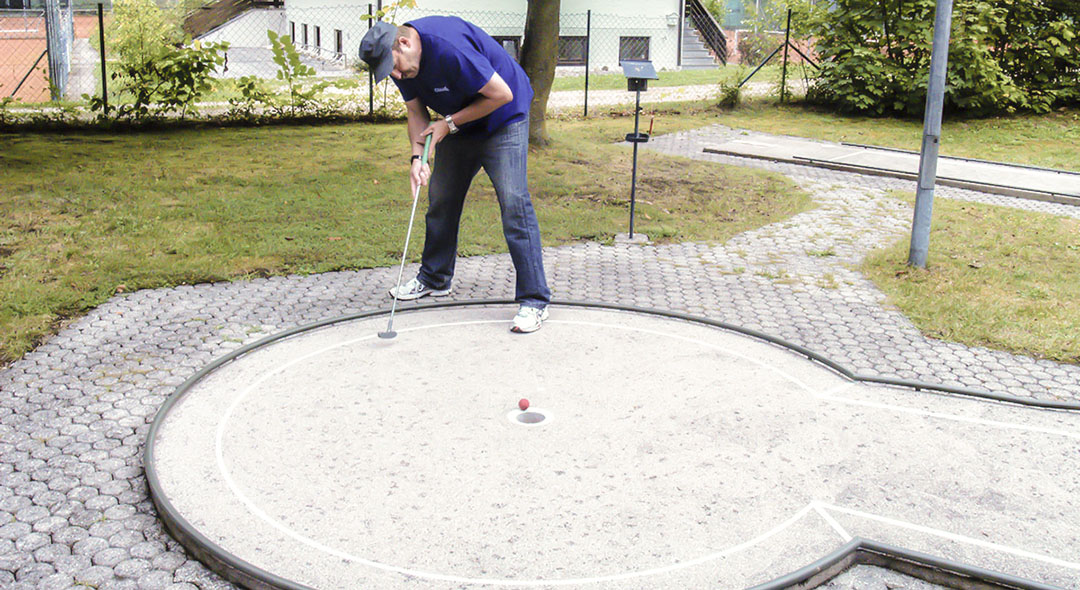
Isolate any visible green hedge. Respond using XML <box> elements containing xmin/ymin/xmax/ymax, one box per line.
<box><xmin>805</xmin><ymin>0</ymin><xmax>1079</xmax><ymax>115</ymax></box>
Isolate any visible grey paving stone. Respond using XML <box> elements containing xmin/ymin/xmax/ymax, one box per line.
<box><xmin>115</xmin><ymin>557</ymin><xmax>152</xmax><ymax>579</ymax></box>
<box><xmin>33</xmin><ymin>542</ymin><xmax>72</xmax><ymax>562</ymax></box>
<box><xmin>52</xmin><ymin>552</ymin><xmax>92</xmax><ymax>574</ymax></box>
<box><xmin>101</xmin><ymin>578</ymin><xmax>139</xmax><ymax>590</ymax></box>
<box><xmin>73</xmin><ymin>536</ymin><xmax>110</xmax><ymax>556</ymax></box>
<box><xmin>136</xmin><ymin>569</ymin><xmax>173</xmax><ymax>590</ymax></box>
<box><xmin>13</xmin><ymin>531</ymin><xmax>45</xmax><ymax>551</ymax></box>
<box><xmin>74</xmin><ymin>564</ymin><xmax>114</xmax><ymax>586</ymax></box>
<box><xmin>15</xmin><ymin>560</ymin><xmax>55</xmax><ymax>582</ymax></box>
<box><xmin>36</xmin><ymin>571</ymin><xmax>74</xmax><ymax>590</ymax></box>
<box><xmin>92</xmin><ymin>546</ymin><xmax>129</xmax><ymax>567</ymax></box>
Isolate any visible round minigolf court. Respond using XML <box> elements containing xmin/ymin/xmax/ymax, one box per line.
<box><xmin>146</xmin><ymin>303</ymin><xmax>1080</xmax><ymax>590</ymax></box>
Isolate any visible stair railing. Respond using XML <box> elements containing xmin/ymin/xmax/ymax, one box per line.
<box><xmin>685</xmin><ymin>0</ymin><xmax>728</xmax><ymax>65</ymax></box>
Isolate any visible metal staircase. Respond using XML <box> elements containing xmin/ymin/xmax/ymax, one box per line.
<box><xmin>682</xmin><ymin>0</ymin><xmax>727</xmax><ymax>69</ymax></box>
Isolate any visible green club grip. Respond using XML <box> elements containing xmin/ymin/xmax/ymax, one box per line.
<box><xmin>421</xmin><ymin>134</ymin><xmax>432</xmax><ymax>166</ymax></box>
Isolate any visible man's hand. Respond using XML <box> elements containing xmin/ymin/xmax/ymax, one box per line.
<box><xmin>420</xmin><ymin>119</ymin><xmax>452</xmax><ymax>148</ymax></box>
<box><xmin>410</xmin><ymin>158</ymin><xmax>431</xmax><ymax>194</ymax></box>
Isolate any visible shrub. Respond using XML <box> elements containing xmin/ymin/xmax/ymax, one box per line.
<box><xmin>267</xmin><ymin>31</ymin><xmax>327</xmax><ymax>116</ymax></box>
<box><xmin>718</xmin><ymin>66</ymin><xmax>748</xmax><ymax>108</ymax></box>
<box><xmin>737</xmin><ymin>31</ymin><xmax>777</xmax><ymax>66</ymax></box>
<box><xmin>94</xmin><ymin>0</ymin><xmax>227</xmax><ymax>120</ymax></box>
<box><xmin>806</xmin><ymin>0</ymin><xmax>1079</xmax><ymax>115</ymax></box>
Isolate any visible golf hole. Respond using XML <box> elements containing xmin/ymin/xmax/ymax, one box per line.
<box><xmin>506</xmin><ymin>408</ymin><xmax>551</xmax><ymax>427</ymax></box>
<box><xmin>517</xmin><ymin>411</ymin><xmax>545</xmax><ymax>424</ymax></box>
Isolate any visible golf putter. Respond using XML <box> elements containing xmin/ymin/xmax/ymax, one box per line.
<box><xmin>380</xmin><ymin>134</ymin><xmax>433</xmax><ymax>340</ymax></box>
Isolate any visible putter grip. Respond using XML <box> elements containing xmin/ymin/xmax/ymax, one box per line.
<box><xmin>421</xmin><ymin>134</ymin><xmax>432</xmax><ymax>166</ymax></box>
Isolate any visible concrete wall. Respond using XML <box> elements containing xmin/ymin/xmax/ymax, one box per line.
<box><xmin>199</xmin><ymin>8</ymin><xmax>288</xmax><ymax>47</ymax></box>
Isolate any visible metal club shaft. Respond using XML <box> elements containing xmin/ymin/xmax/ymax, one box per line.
<box><xmin>380</xmin><ymin>135</ymin><xmax>433</xmax><ymax>339</ymax></box>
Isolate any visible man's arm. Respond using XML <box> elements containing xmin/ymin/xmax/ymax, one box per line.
<box><xmin>449</xmin><ymin>72</ymin><xmax>513</xmax><ymax>126</ymax></box>
<box><xmin>405</xmin><ymin>97</ymin><xmax>432</xmax><ymax>191</ymax></box>
<box><xmin>422</xmin><ymin>72</ymin><xmax>513</xmax><ymax>145</ymax></box>
<box><xmin>405</xmin><ymin>97</ymin><xmax>431</xmax><ymax>156</ymax></box>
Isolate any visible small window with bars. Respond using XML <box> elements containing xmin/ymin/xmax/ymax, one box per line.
<box><xmin>557</xmin><ymin>36</ymin><xmax>587</xmax><ymax>66</ymax></box>
<box><xmin>619</xmin><ymin>36</ymin><xmax>650</xmax><ymax>61</ymax></box>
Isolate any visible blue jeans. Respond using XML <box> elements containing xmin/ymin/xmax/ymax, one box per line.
<box><xmin>418</xmin><ymin>118</ymin><xmax>551</xmax><ymax>309</ymax></box>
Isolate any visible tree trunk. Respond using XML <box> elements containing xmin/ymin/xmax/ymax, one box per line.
<box><xmin>519</xmin><ymin>0</ymin><xmax>560</xmax><ymax>147</ymax></box>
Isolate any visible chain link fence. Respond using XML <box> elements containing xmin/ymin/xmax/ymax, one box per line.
<box><xmin>187</xmin><ymin>5</ymin><xmax>695</xmax><ymax>112</ymax></box>
<box><xmin>1</xmin><ymin>1</ymin><xmax>77</xmax><ymax>102</ymax></box>
<box><xmin>195</xmin><ymin>5</ymin><xmax>686</xmax><ymax>80</ymax></box>
<box><xmin>3</xmin><ymin>2</ymin><xmax>722</xmax><ymax>111</ymax></box>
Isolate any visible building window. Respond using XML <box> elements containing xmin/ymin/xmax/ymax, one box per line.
<box><xmin>492</xmin><ymin>36</ymin><xmax>520</xmax><ymax>61</ymax></box>
<box><xmin>619</xmin><ymin>36</ymin><xmax>650</xmax><ymax>61</ymax></box>
<box><xmin>315</xmin><ymin>26</ymin><xmax>321</xmax><ymax>49</ymax></box>
<box><xmin>289</xmin><ymin>21</ymin><xmax>295</xmax><ymax>42</ymax></box>
<box><xmin>335</xmin><ymin>29</ymin><xmax>343</xmax><ymax>55</ymax></box>
<box><xmin>557</xmin><ymin>36</ymin><xmax>586</xmax><ymax>66</ymax></box>
<box><xmin>302</xmin><ymin>24</ymin><xmax>309</xmax><ymax>47</ymax></box>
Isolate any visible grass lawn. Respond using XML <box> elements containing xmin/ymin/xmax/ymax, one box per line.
<box><xmin>0</xmin><ymin>106</ymin><xmax>812</xmax><ymax>364</ymax></box>
<box><xmin>863</xmin><ymin>194</ymin><xmax>1080</xmax><ymax>366</ymax></box>
<box><xmin>704</xmin><ymin>101</ymin><xmax>1080</xmax><ymax>172</ymax></box>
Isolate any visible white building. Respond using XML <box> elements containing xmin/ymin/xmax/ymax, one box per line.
<box><xmin>189</xmin><ymin>0</ymin><xmax>724</xmax><ymax>79</ymax></box>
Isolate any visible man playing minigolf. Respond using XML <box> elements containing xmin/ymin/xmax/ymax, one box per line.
<box><xmin>359</xmin><ymin>17</ymin><xmax>551</xmax><ymax>333</ymax></box>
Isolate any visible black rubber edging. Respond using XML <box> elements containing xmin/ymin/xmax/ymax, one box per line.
<box><xmin>144</xmin><ymin>299</ymin><xmax>1077</xmax><ymax>590</ymax></box>
<box><xmin>748</xmin><ymin>538</ymin><xmax>1066</xmax><ymax>590</ymax></box>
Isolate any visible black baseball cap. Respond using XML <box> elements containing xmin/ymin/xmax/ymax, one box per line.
<box><xmin>359</xmin><ymin>21</ymin><xmax>397</xmax><ymax>83</ymax></box>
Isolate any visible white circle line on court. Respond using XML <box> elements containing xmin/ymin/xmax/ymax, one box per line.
<box><xmin>210</xmin><ymin>315</ymin><xmax>822</xmax><ymax>586</ymax></box>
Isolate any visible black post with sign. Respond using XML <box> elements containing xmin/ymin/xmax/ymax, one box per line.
<box><xmin>620</xmin><ymin>60</ymin><xmax>658</xmax><ymax>240</ymax></box>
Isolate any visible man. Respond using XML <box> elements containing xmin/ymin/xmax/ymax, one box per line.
<box><xmin>359</xmin><ymin>17</ymin><xmax>551</xmax><ymax>333</ymax></box>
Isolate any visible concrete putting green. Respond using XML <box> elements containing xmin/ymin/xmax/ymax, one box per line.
<box><xmin>146</xmin><ymin>304</ymin><xmax>1080</xmax><ymax>589</ymax></box>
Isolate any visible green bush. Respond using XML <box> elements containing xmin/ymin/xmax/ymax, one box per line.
<box><xmin>91</xmin><ymin>0</ymin><xmax>227</xmax><ymax>120</ymax></box>
<box><xmin>737</xmin><ymin>31</ymin><xmax>777</xmax><ymax>66</ymax></box>
<box><xmin>987</xmin><ymin>0</ymin><xmax>1080</xmax><ymax>112</ymax></box>
<box><xmin>806</xmin><ymin>0</ymin><xmax>1079</xmax><ymax>115</ymax></box>
<box><xmin>267</xmin><ymin>31</ymin><xmax>328</xmax><ymax>116</ymax></box>
<box><xmin>718</xmin><ymin>66</ymin><xmax>748</xmax><ymax>108</ymax></box>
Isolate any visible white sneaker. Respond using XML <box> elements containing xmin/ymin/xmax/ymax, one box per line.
<box><xmin>511</xmin><ymin>306</ymin><xmax>549</xmax><ymax>334</ymax></box>
<box><xmin>388</xmin><ymin>277</ymin><xmax>452</xmax><ymax>301</ymax></box>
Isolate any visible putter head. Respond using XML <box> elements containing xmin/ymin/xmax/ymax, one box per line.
<box><xmin>377</xmin><ymin>330</ymin><xmax>397</xmax><ymax>340</ymax></box>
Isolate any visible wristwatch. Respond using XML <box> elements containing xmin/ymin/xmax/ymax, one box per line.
<box><xmin>444</xmin><ymin>114</ymin><xmax>459</xmax><ymax>134</ymax></box>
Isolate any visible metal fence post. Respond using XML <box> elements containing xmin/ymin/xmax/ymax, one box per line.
<box><xmin>368</xmin><ymin>3</ymin><xmax>374</xmax><ymax>115</ymax></box>
<box><xmin>677</xmin><ymin>0</ymin><xmax>684</xmax><ymax>67</ymax></box>
<box><xmin>780</xmin><ymin>8</ymin><xmax>791</xmax><ymax>103</ymax></box>
<box><xmin>98</xmin><ymin>3</ymin><xmax>108</xmax><ymax>113</ymax></box>
<box><xmin>908</xmin><ymin>0</ymin><xmax>954</xmax><ymax>268</ymax></box>
<box><xmin>44</xmin><ymin>0</ymin><xmax>59</xmax><ymax>100</ymax></box>
<box><xmin>584</xmin><ymin>9</ymin><xmax>591</xmax><ymax>118</ymax></box>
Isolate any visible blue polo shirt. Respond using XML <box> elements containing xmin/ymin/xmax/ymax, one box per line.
<box><xmin>392</xmin><ymin>16</ymin><xmax>532</xmax><ymax>138</ymax></box>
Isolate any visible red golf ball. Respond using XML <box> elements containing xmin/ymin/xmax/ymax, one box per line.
<box><xmin>518</xmin><ymin>398</ymin><xmax>530</xmax><ymax>411</ymax></box>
